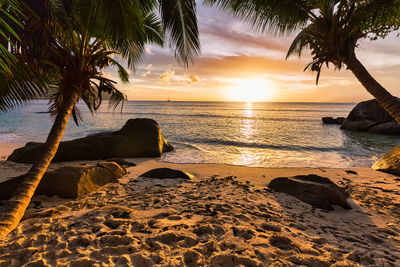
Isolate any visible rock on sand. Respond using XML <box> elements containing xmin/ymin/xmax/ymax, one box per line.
<box><xmin>0</xmin><ymin>162</ymin><xmax>126</xmax><ymax>199</ymax></box>
<box><xmin>8</xmin><ymin>118</ymin><xmax>174</xmax><ymax>163</ymax></box>
<box><xmin>139</xmin><ymin>168</ymin><xmax>193</xmax><ymax>180</ymax></box>
<box><xmin>268</xmin><ymin>174</ymin><xmax>351</xmax><ymax>211</ymax></box>
<box><xmin>373</xmin><ymin>146</ymin><xmax>400</xmax><ymax>176</ymax></box>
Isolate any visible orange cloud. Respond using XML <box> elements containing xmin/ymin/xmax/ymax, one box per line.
<box><xmin>160</xmin><ymin>69</ymin><xmax>175</xmax><ymax>83</ymax></box>
<box><xmin>187</xmin><ymin>75</ymin><xmax>200</xmax><ymax>84</ymax></box>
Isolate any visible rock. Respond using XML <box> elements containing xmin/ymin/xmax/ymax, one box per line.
<box><xmin>372</xmin><ymin>146</ymin><xmax>400</xmax><ymax>175</ymax></box>
<box><xmin>8</xmin><ymin>118</ymin><xmax>174</xmax><ymax>163</ymax></box>
<box><xmin>106</xmin><ymin>158</ymin><xmax>136</xmax><ymax>167</ymax></box>
<box><xmin>139</xmin><ymin>168</ymin><xmax>193</xmax><ymax>179</ymax></box>
<box><xmin>322</xmin><ymin>117</ymin><xmax>345</xmax><ymax>125</ymax></box>
<box><xmin>0</xmin><ymin>162</ymin><xmax>126</xmax><ymax>199</ymax></box>
<box><xmin>340</xmin><ymin>99</ymin><xmax>400</xmax><ymax>134</ymax></box>
<box><xmin>268</xmin><ymin>174</ymin><xmax>351</xmax><ymax>211</ymax></box>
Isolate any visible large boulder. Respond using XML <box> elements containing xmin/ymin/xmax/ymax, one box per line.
<box><xmin>372</xmin><ymin>146</ymin><xmax>400</xmax><ymax>175</ymax></box>
<box><xmin>268</xmin><ymin>174</ymin><xmax>351</xmax><ymax>211</ymax></box>
<box><xmin>8</xmin><ymin>118</ymin><xmax>174</xmax><ymax>163</ymax></box>
<box><xmin>139</xmin><ymin>168</ymin><xmax>193</xmax><ymax>180</ymax></box>
<box><xmin>340</xmin><ymin>99</ymin><xmax>400</xmax><ymax>135</ymax></box>
<box><xmin>0</xmin><ymin>162</ymin><xmax>126</xmax><ymax>199</ymax></box>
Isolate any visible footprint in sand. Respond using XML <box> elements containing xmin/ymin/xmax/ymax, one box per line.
<box><xmin>232</xmin><ymin>226</ymin><xmax>255</xmax><ymax>240</ymax></box>
<box><xmin>269</xmin><ymin>234</ymin><xmax>294</xmax><ymax>250</ymax></box>
<box><xmin>168</xmin><ymin>215</ymin><xmax>182</xmax><ymax>220</ymax></box>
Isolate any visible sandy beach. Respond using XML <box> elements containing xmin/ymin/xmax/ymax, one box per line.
<box><xmin>0</xmin><ymin>142</ymin><xmax>399</xmax><ymax>266</ymax></box>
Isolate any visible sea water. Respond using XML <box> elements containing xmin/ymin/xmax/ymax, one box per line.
<box><xmin>1</xmin><ymin>100</ymin><xmax>399</xmax><ymax>168</ymax></box>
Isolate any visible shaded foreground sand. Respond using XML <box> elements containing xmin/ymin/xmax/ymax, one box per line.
<box><xmin>0</xmin><ymin>143</ymin><xmax>399</xmax><ymax>266</ymax></box>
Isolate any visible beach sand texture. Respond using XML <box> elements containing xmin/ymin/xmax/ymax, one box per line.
<box><xmin>0</xmin><ymin>143</ymin><xmax>399</xmax><ymax>266</ymax></box>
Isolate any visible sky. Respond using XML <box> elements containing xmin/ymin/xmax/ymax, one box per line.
<box><xmin>108</xmin><ymin>3</ymin><xmax>400</xmax><ymax>103</ymax></box>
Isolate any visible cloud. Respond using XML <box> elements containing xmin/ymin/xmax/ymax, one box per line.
<box><xmin>141</xmin><ymin>70</ymin><xmax>151</xmax><ymax>77</ymax></box>
<box><xmin>160</xmin><ymin>69</ymin><xmax>175</xmax><ymax>83</ymax></box>
<box><xmin>187</xmin><ymin>74</ymin><xmax>200</xmax><ymax>84</ymax></box>
<box><xmin>141</xmin><ymin>64</ymin><xmax>152</xmax><ymax>77</ymax></box>
<box><xmin>145</xmin><ymin>47</ymin><xmax>154</xmax><ymax>55</ymax></box>
<box><xmin>158</xmin><ymin>67</ymin><xmax>199</xmax><ymax>84</ymax></box>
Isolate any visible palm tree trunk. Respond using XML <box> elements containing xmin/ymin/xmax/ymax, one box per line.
<box><xmin>345</xmin><ymin>51</ymin><xmax>400</xmax><ymax>123</ymax></box>
<box><xmin>0</xmin><ymin>90</ymin><xmax>79</xmax><ymax>237</ymax></box>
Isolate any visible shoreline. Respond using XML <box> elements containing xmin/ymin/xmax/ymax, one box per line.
<box><xmin>1</xmin><ymin>142</ymin><xmax>399</xmax><ymax>265</ymax></box>
<box><xmin>0</xmin><ymin>141</ymin><xmax>377</xmax><ymax>170</ymax></box>
<box><xmin>0</xmin><ymin>141</ymin><xmax>381</xmax><ymax>186</ymax></box>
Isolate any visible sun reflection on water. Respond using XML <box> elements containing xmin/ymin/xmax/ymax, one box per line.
<box><xmin>240</xmin><ymin>119</ymin><xmax>255</xmax><ymax>140</ymax></box>
<box><xmin>241</xmin><ymin>102</ymin><xmax>255</xmax><ymax>139</ymax></box>
<box><xmin>234</xmin><ymin>102</ymin><xmax>260</xmax><ymax>165</ymax></box>
<box><xmin>244</xmin><ymin>102</ymin><xmax>254</xmax><ymax>117</ymax></box>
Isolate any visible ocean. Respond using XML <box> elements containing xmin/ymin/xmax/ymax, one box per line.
<box><xmin>1</xmin><ymin>100</ymin><xmax>399</xmax><ymax>168</ymax></box>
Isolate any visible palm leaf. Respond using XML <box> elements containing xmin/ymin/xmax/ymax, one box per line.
<box><xmin>159</xmin><ymin>0</ymin><xmax>200</xmax><ymax>66</ymax></box>
<box><xmin>0</xmin><ymin>61</ymin><xmax>48</xmax><ymax>112</ymax></box>
<box><xmin>205</xmin><ymin>0</ymin><xmax>311</xmax><ymax>35</ymax></box>
<box><xmin>0</xmin><ymin>0</ymin><xmax>23</xmax><ymax>76</ymax></box>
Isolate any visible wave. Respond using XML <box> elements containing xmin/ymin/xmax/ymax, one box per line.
<box><xmin>171</xmin><ymin>141</ymin><xmax>204</xmax><ymax>151</ymax></box>
<box><xmin>175</xmin><ymin>137</ymin><xmax>346</xmax><ymax>152</ymax></box>
<box><xmin>0</xmin><ymin>129</ymin><xmax>16</xmax><ymax>134</ymax></box>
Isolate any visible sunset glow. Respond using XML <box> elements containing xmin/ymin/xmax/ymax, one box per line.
<box><xmin>107</xmin><ymin>4</ymin><xmax>400</xmax><ymax>103</ymax></box>
<box><xmin>227</xmin><ymin>79</ymin><xmax>274</xmax><ymax>102</ymax></box>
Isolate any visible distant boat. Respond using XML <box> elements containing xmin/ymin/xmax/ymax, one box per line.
<box><xmin>167</xmin><ymin>97</ymin><xmax>171</xmax><ymax>102</ymax></box>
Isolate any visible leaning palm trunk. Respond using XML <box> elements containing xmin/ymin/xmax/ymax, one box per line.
<box><xmin>0</xmin><ymin>90</ymin><xmax>79</xmax><ymax>237</ymax></box>
<box><xmin>345</xmin><ymin>51</ymin><xmax>400</xmax><ymax>123</ymax></box>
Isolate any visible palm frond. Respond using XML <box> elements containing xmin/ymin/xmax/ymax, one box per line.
<box><xmin>0</xmin><ymin>0</ymin><xmax>23</xmax><ymax>77</ymax></box>
<box><xmin>144</xmin><ymin>12</ymin><xmax>164</xmax><ymax>45</ymax></box>
<box><xmin>95</xmin><ymin>76</ymin><xmax>127</xmax><ymax>111</ymax></box>
<box><xmin>205</xmin><ymin>0</ymin><xmax>311</xmax><ymax>35</ymax></box>
<box><xmin>286</xmin><ymin>30</ymin><xmax>307</xmax><ymax>59</ymax></box>
<box><xmin>109</xmin><ymin>58</ymin><xmax>130</xmax><ymax>83</ymax></box>
<box><xmin>0</xmin><ymin>61</ymin><xmax>49</xmax><ymax>112</ymax></box>
<box><xmin>108</xmin><ymin>88</ymin><xmax>126</xmax><ymax>112</ymax></box>
<box><xmin>159</xmin><ymin>0</ymin><xmax>200</xmax><ymax>66</ymax></box>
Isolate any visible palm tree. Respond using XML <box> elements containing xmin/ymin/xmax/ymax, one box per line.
<box><xmin>207</xmin><ymin>0</ymin><xmax>400</xmax><ymax>122</ymax></box>
<box><xmin>0</xmin><ymin>0</ymin><xmax>200</xmax><ymax>237</ymax></box>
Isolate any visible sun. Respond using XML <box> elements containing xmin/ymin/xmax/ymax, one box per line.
<box><xmin>227</xmin><ymin>79</ymin><xmax>274</xmax><ymax>102</ymax></box>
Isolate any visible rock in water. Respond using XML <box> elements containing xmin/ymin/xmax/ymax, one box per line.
<box><xmin>8</xmin><ymin>118</ymin><xmax>174</xmax><ymax>163</ymax></box>
<box><xmin>322</xmin><ymin>117</ymin><xmax>345</xmax><ymax>125</ymax></box>
<box><xmin>340</xmin><ymin>99</ymin><xmax>400</xmax><ymax>134</ymax></box>
<box><xmin>268</xmin><ymin>174</ymin><xmax>351</xmax><ymax>211</ymax></box>
<box><xmin>0</xmin><ymin>162</ymin><xmax>126</xmax><ymax>199</ymax></box>
<box><xmin>372</xmin><ymin>146</ymin><xmax>400</xmax><ymax>175</ymax></box>
<box><xmin>140</xmin><ymin>168</ymin><xmax>192</xmax><ymax>179</ymax></box>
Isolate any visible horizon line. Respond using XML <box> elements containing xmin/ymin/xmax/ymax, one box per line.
<box><xmin>122</xmin><ymin>100</ymin><xmax>360</xmax><ymax>104</ymax></box>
